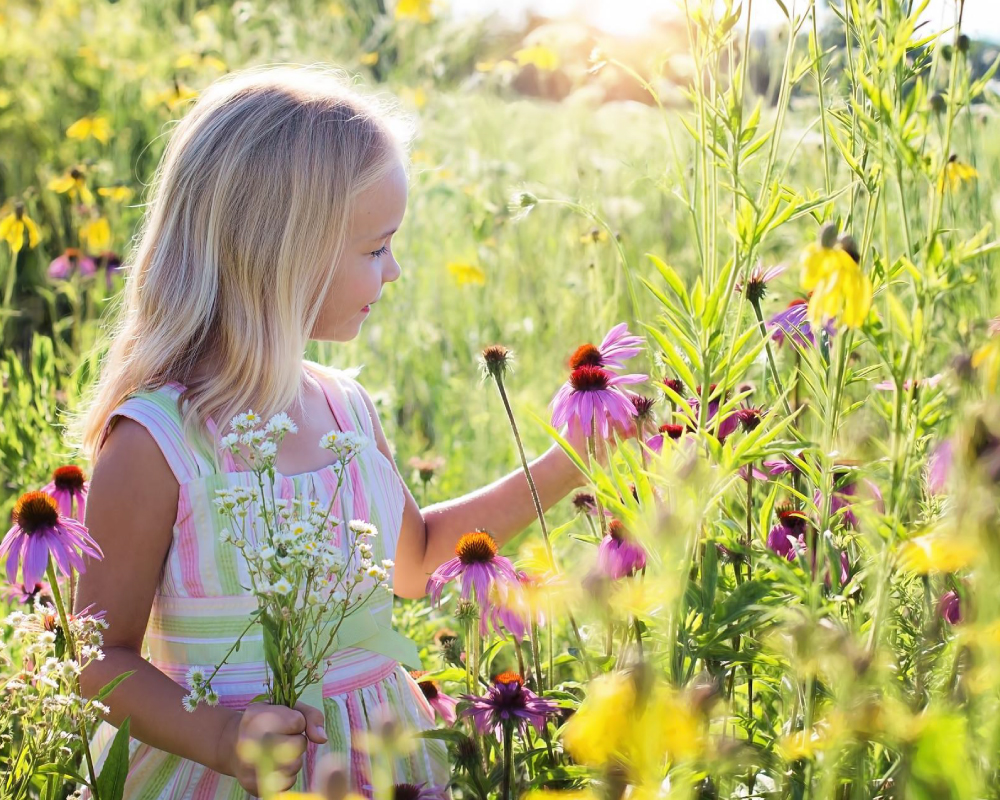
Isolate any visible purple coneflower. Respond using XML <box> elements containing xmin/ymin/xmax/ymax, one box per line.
<box><xmin>645</xmin><ymin>422</ymin><xmax>687</xmax><ymax>454</ymax></box>
<box><xmin>939</xmin><ymin>590</ymin><xmax>962</xmax><ymax>625</ymax></box>
<box><xmin>767</xmin><ymin>506</ymin><xmax>809</xmax><ymax>560</ymax></box>
<box><xmin>736</xmin><ymin>260</ymin><xmax>786</xmax><ymax>303</ymax></box>
<box><xmin>550</xmin><ymin>365</ymin><xmax>646</xmax><ymax>441</ymax></box>
<box><xmin>426</xmin><ymin>530</ymin><xmax>519</xmax><ymax>607</ymax></box>
<box><xmin>874</xmin><ymin>374</ymin><xmax>944</xmax><ymax>392</ymax></box>
<box><xmin>768</xmin><ymin>297</ymin><xmax>836</xmax><ymax>348</ymax></box>
<box><xmin>41</xmin><ymin>465</ymin><xmax>89</xmax><ymax>522</ymax></box>
<box><xmin>736</xmin><ymin>405</ymin><xmax>765</xmax><ymax>433</ymax></box>
<box><xmin>815</xmin><ymin>472</ymin><xmax>884</xmax><ymax>528</ymax></box>
<box><xmin>2</xmin><ymin>581</ymin><xmax>51</xmax><ymax>605</ymax></box>
<box><xmin>689</xmin><ymin>384</ymin><xmax>739</xmax><ymax>441</ymax></box>
<box><xmin>568</xmin><ymin>323</ymin><xmax>644</xmax><ymax>372</ymax></box>
<box><xmin>1</xmin><ymin>491</ymin><xmax>103</xmax><ymax>587</ymax></box>
<box><xmin>597</xmin><ymin>520</ymin><xmax>647</xmax><ymax>579</ymax></box>
<box><xmin>410</xmin><ymin>670</ymin><xmax>459</xmax><ymax>725</ymax></box>
<box><xmin>460</xmin><ymin>671</ymin><xmax>559</xmax><ymax>739</ymax></box>
<box><xmin>571</xmin><ymin>491</ymin><xmax>611</xmax><ymax>518</ymax></box>
<box><xmin>482</xmin><ymin>570</ymin><xmax>545</xmax><ymax>642</ymax></box>
<box><xmin>47</xmin><ymin>248</ymin><xmax>96</xmax><ymax>280</ymax></box>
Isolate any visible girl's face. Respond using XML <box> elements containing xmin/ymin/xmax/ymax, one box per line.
<box><xmin>312</xmin><ymin>157</ymin><xmax>408</xmax><ymax>342</ymax></box>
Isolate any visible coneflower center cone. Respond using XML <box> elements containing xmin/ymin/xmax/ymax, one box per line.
<box><xmin>52</xmin><ymin>465</ymin><xmax>86</xmax><ymax>491</ymax></box>
<box><xmin>494</xmin><ymin>670</ymin><xmax>525</xmax><ymax>687</ymax></box>
<box><xmin>569</xmin><ymin>365</ymin><xmax>611</xmax><ymax>392</ymax></box>
<box><xmin>569</xmin><ymin>343</ymin><xmax>602</xmax><ymax>369</ymax></box>
<box><xmin>455</xmin><ymin>531</ymin><xmax>499</xmax><ymax>564</ymax></box>
<box><xmin>13</xmin><ymin>492</ymin><xmax>60</xmax><ymax>534</ymax></box>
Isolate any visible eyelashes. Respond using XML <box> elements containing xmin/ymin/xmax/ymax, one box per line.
<box><xmin>370</xmin><ymin>244</ymin><xmax>389</xmax><ymax>258</ymax></box>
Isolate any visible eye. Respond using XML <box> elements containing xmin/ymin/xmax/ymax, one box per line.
<box><xmin>369</xmin><ymin>244</ymin><xmax>389</xmax><ymax>259</ymax></box>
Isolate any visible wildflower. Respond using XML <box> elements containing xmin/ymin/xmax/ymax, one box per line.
<box><xmin>769</xmin><ymin>297</ymin><xmax>836</xmax><ymax>348</ymax></box>
<box><xmin>479</xmin><ymin>344</ymin><xmax>512</xmax><ymax>381</ymax></box>
<box><xmin>899</xmin><ymin>534</ymin><xmax>977</xmax><ymax>575</ymax></box>
<box><xmin>689</xmin><ymin>384</ymin><xmax>739</xmax><ymax>441</ymax></box>
<box><xmin>408</xmin><ymin>455</ymin><xmax>446</xmax><ymax>483</ymax></box>
<box><xmin>2</xmin><ymin>581</ymin><xmax>51</xmax><ymax>604</ymax></box>
<box><xmin>939</xmin><ymin>590</ymin><xmax>962</xmax><ymax>625</ymax></box>
<box><xmin>938</xmin><ymin>153</ymin><xmax>978</xmax><ymax>193</ymax></box>
<box><xmin>395</xmin><ymin>0</ymin><xmax>434</xmax><ymax>23</ymax></box>
<box><xmin>482</xmin><ymin>570</ymin><xmax>548</xmax><ymax>642</ymax></box>
<box><xmin>736</xmin><ymin>405</ymin><xmax>765</xmax><ymax>433</ymax></box>
<box><xmin>48</xmin><ymin>167</ymin><xmax>94</xmax><ymax>205</ymax></box>
<box><xmin>66</xmin><ymin>116</ymin><xmax>111</xmax><ymax>144</ymax></box>
<box><xmin>800</xmin><ymin>224</ymin><xmax>872</xmax><ymax>329</ymax></box>
<box><xmin>549</xmin><ymin>365</ymin><xmax>646</xmax><ymax>441</ymax></box>
<box><xmin>767</xmin><ymin>506</ymin><xmax>809</xmax><ymax>560</ymax></box>
<box><xmin>567</xmin><ymin>323</ymin><xmax>644</xmax><ymax>372</ymax></box>
<box><xmin>79</xmin><ymin>217</ymin><xmax>112</xmax><ymax>252</ymax></box>
<box><xmin>597</xmin><ymin>520</ymin><xmax>647</xmax><ymax>580</ymax></box>
<box><xmin>410</xmin><ymin>670</ymin><xmax>458</xmax><ymax>724</ymax></box>
<box><xmin>645</xmin><ymin>423</ymin><xmax>687</xmax><ymax>454</ymax></box>
<box><xmin>815</xmin><ymin>470</ymin><xmax>884</xmax><ymax>528</ymax></box>
<box><xmin>736</xmin><ymin>260</ymin><xmax>786</xmax><ymax>303</ymax></box>
<box><xmin>459</xmin><ymin>671</ymin><xmax>559</xmax><ymax>739</ymax></box>
<box><xmin>508</xmin><ymin>190</ymin><xmax>539</xmax><ymax>221</ymax></box>
<box><xmin>426</xmin><ymin>530</ymin><xmax>519</xmax><ymax>606</ymax></box>
<box><xmin>874</xmin><ymin>374</ymin><xmax>943</xmax><ymax>392</ymax></box>
<box><xmin>41</xmin><ymin>465</ymin><xmax>89</xmax><ymax>522</ymax></box>
<box><xmin>447</xmin><ymin>262</ymin><xmax>486</xmax><ymax>286</ymax></box>
<box><xmin>513</xmin><ymin>44</ymin><xmax>561</xmax><ymax>71</ymax></box>
<box><xmin>580</xmin><ymin>227</ymin><xmax>609</xmax><ymax>244</ymax></box>
<box><xmin>391</xmin><ymin>783</ymin><xmax>449</xmax><ymax>800</ymax></box>
<box><xmin>97</xmin><ymin>184</ymin><xmax>133</xmax><ymax>203</ymax></box>
<box><xmin>0</xmin><ymin>201</ymin><xmax>41</xmax><ymax>254</ymax></box>
<box><xmin>264</xmin><ymin>412</ymin><xmax>297</xmax><ymax>436</ymax></box>
<box><xmin>1</xmin><ymin>491</ymin><xmax>103</xmax><ymax>586</ymax></box>
<box><xmin>927</xmin><ymin>438</ymin><xmax>954</xmax><ymax>495</ymax></box>
<box><xmin>47</xmin><ymin>248</ymin><xmax>97</xmax><ymax>280</ymax></box>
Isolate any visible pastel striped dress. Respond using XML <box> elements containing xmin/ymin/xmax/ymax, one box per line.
<box><xmin>82</xmin><ymin>360</ymin><xmax>451</xmax><ymax>799</ymax></box>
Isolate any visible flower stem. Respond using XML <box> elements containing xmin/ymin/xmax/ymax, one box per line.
<box><xmin>501</xmin><ymin>722</ymin><xmax>515</xmax><ymax>800</ymax></box>
<box><xmin>47</xmin><ymin>564</ymin><xmax>101</xmax><ymax>799</ymax></box>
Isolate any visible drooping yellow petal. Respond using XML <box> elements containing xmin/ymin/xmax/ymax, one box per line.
<box><xmin>98</xmin><ymin>185</ymin><xmax>134</xmax><ymax>203</ymax></box>
<box><xmin>395</xmin><ymin>0</ymin><xmax>433</xmax><ymax>23</ymax></box>
<box><xmin>447</xmin><ymin>261</ymin><xmax>486</xmax><ymax>286</ymax></box>
<box><xmin>80</xmin><ymin>217</ymin><xmax>112</xmax><ymax>252</ymax></box>
<box><xmin>513</xmin><ymin>44</ymin><xmax>561</xmax><ymax>71</ymax></box>
<box><xmin>898</xmin><ymin>534</ymin><xmax>977</xmax><ymax>575</ymax></box>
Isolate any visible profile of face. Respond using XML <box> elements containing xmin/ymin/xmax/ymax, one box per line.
<box><xmin>311</xmin><ymin>157</ymin><xmax>408</xmax><ymax>342</ymax></box>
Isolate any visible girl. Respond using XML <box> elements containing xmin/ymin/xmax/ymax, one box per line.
<box><xmin>70</xmin><ymin>65</ymin><xmax>593</xmax><ymax>798</ymax></box>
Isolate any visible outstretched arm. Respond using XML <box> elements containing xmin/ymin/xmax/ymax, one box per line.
<box><xmin>354</xmin><ymin>386</ymin><xmax>594</xmax><ymax>599</ymax></box>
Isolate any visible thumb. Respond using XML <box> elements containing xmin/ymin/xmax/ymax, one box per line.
<box><xmin>294</xmin><ymin>701</ymin><xmax>328</xmax><ymax>744</ymax></box>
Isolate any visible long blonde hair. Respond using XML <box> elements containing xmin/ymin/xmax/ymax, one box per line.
<box><xmin>68</xmin><ymin>64</ymin><xmax>414</xmax><ymax>469</ymax></box>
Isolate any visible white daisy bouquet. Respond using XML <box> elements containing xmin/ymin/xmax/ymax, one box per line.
<box><xmin>183</xmin><ymin>411</ymin><xmax>395</xmax><ymax>710</ymax></box>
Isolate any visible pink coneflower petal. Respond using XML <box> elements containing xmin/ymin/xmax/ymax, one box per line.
<box><xmin>597</xmin><ymin>323</ymin><xmax>644</xmax><ymax>370</ymax></box>
<box><xmin>928</xmin><ymin>438</ymin><xmax>954</xmax><ymax>495</ymax></box>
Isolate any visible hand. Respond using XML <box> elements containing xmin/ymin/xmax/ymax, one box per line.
<box><xmin>217</xmin><ymin>701</ymin><xmax>328</xmax><ymax>795</ymax></box>
<box><xmin>560</xmin><ymin>423</ymin><xmax>611</xmax><ymax>476</ymax></box>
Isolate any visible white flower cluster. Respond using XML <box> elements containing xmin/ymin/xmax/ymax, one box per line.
<box><xmin>320</xmin><ymin>429</ymin><xmax>369</xmax><ymax>461</ymax></box>
<box><xmin>181</xmin><ymin>665</ymin><xmax>220</xmax><ymax>711</ymax></box>
<box><xmin>1</xmin><ymin>600</ymin><xmax>114</xmax><ymax>764</ymax></box>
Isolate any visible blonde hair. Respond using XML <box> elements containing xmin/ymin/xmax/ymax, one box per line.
<box><xmin>67</xmin><ymin>64</ymin><xmax>414</xmax><ymax>469</ymax></box>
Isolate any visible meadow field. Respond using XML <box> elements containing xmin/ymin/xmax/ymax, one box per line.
<box><xmin>3</xmin><ymin>0</ymin><xmax>1000</xmax><ymax>798</ymax></box>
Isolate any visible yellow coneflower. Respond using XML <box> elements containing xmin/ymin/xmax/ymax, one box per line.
<box><xmin>395</xmin><ymin>0</ymin><xmax>433</xmax><ymax>23</ymax></box>
<box><xmin>0</xmin><ymin>202</ymin><xmax>41</xmax><ymax>254</ymax></box>
<box><xmin>579</xmin><ymin>227</ymin><xmax>608</xmax><ymax>244</ymax></box>
<box><xmin>174</xmin><ymin>52</ymin><xmax>227</xmax><ymax>72</ymax></box>
<box><xmin>447</xmin><ymin>261</ymin><xmax>486</xmax><ymax>286</ymax></box>
<box><xmin>66</xmin><ymin>115</ymin><xmax>111</xmax><ymax>144</ymax></box>
<box><xmin>80</xmin><ymin>217</ymin><xmax>112</xmax><ymax>252</ymax></box>
<box><xmin>146</xmin><ymin>79</ymin><xmax>199</xmax><ymax>112</ymax></box>
<box><xmin>938</xmin><ymin>153</ymin><xmax>978</xmax><ymax>193</ymax></box>
<box><xmin>513</xmin><ymin>44</ymin><xmax>560</xmax><ymax>71</ymax></box>
<box><xmin>800</xmin><ymin>223</ymin><xmax>872</xmax><ymax>330</ymax></box>
<box><xmin>97</xmin><ymin>184</ymin><xmax>133</xmax><ymax>203</ymax></box>
<box><xmin>48</xmin><ymin>167</ymin><xmax>94</xmax><ymax>205</ymax></box>
<box><xmin>359</xmin><ymin>51</ymin><xmax>379</xmax><ymax>66</ymax></box>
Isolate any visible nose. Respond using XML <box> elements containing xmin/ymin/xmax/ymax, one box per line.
<box><xmin>384</xmin><ymin>253</ymin><xmax>401</xmax><ymax>284</ymax></box>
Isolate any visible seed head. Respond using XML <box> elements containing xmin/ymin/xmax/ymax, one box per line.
<box><xmin>819</xmin><ymin>222</ymin><xmax>839</xmax><ymax>249</ymax></box>
<box><xmin>480</xmin><ymin>345</ymin><xmax>513</xmax><ymax>381</ymax></box>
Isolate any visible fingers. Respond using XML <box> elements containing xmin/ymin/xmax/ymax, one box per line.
<box><xmin>248</xmin><ymin>703</ymin><xmax>307</xmax><ymax>737</ymax></box>
<box><xmin>294</xmin><ymin>701</ymin><xmax>329</xmax><ymax>744</ymax></box>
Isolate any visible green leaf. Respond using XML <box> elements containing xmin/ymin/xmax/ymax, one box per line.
<box><xmin>95</xmin><ymin>670</ymin><xmax>137</xmax><ymax>704</ymax></box>
<box><xmin>96</xmin><ymin>716</ymin><xmax>131</xmax><ymax>800</ymax></box>
<box><xmin>645</xmin><ymin>253</ymin><xmax>692</xmax><ymax>313</ymax></box>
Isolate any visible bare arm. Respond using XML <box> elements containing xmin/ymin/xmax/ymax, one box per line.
<box><xmin>74</xmin><ymin>418</ymin><xmax>238</xmax><ymax>775</ymax></box>
<box><xmin>354</xmin><ymin>386</ymin><xmax>592</xmax><ymax>600</ymax></box>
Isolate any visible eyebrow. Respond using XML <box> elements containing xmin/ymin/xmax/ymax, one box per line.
<box><xmin>370</xmin><ymin>226</ymin><xmax>398</xmax><ymax>241</ymax></box>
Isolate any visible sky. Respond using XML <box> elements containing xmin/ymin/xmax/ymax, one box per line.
<box><xmin>450</xmin><ymin>0</ymin><xmax>999</xmax><ymax>44</ymax></box>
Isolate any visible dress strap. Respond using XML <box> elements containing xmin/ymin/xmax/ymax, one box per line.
<box><xmin>97</xmin><ymin>385</ymin><xmax>215</xmax><ymax>485</ymax></box>
<box><xmin>304</xmin><ymin>360</ymin><xmax>375</xmax><ymax>440</ymax></box>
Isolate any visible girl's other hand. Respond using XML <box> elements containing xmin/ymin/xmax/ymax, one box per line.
<box><xmin>219</xmin><ymin>700</ymin><xmax>328</xmax><ymax>794</ymax></box>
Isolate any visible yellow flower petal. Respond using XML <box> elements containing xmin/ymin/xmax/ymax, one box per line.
<box><xmin>898</xmin><ymin>534</ymin><xmax>977</xmax><ymax>575</ymax></box>
<box><xmin>446</xmin><ymin>261</ymin><xmax>486</xmax><ymax>286</ymax></box>
<box><xmin>513</xmin><ymin>44</ymin><xmax>560</xmax><ymax>71</ymax></box>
